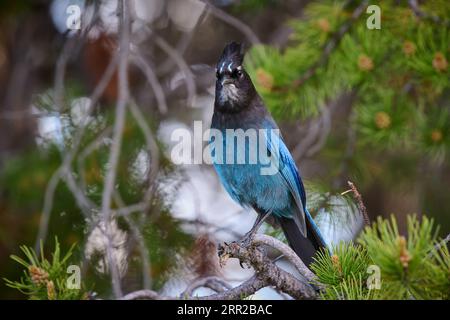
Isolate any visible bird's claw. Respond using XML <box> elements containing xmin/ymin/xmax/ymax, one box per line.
<box><xmin>239</xmin><ymin>233</ymin><xmax>255</xmax><ymax>248</ymax></box>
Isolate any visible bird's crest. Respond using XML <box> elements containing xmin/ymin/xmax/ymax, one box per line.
<box><xmin>217</xmin><ymin>42</ymin><xmax>245</xmax><ymax>73</ymax></box>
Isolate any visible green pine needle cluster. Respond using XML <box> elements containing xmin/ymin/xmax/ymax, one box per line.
<box><xmin>310</xmin><ymin>215</ymin><xmax>450</xmax><ymax>300</ymax></box>
<box><xmin>245</xmin><ymin>0</ymin><xmax>450</xmax><ymax>163</ymax></box>
<box><xmin>3</xmin><ymin>238</ymin><xmax>87</xmax><ymax>300</ymax></box>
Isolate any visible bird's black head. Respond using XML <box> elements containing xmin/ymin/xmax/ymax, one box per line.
<box><xmin>214</xmin><ymin>42</ymin><xmax>256</xmax><ymax>113</ymax></box>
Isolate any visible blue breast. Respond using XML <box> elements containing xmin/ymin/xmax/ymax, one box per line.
<box><xmin>210</xmin><ymin>129</ymin><xmax>295</xmax><ymax>218</ymax></box>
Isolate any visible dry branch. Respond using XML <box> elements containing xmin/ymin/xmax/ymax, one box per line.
<box><xmin>201</xmin><ymin>0</ymin><xmax>260</xmax><ymax>44</ymax></box>
<box><xmin>182</xmin><ymin>276</ymin><xmax>232</xmax><ymax>297</ymax></box>
<box><xmin>252</xmin><ymin>234</ymin><xmax>317</xmax><ymax>284</ymax></box>
<box><xmin>100</xmin><ymin>0</ymin><xmax>131</xmax><ymax>298</ymax></box>
<box><xmin>347</xmin><ymin>181</ymin><xmax>370</xmax><ymax>226</ymax></box>
<box><xmin>120</xmin><ymin>234</ymin><xmax>320</xmax><ymax>300</ymax></box>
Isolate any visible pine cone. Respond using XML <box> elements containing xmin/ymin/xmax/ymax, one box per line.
<box><xmin>432</xmin><ymin>52</ymin><xmax>448</xmax><ymax>72</ymax></box>
<box><xmin>331</xmin><ymin>254</ymin><xmax>342</xmax><ymax>274</ymax></box>
<box><xmin>397</xmin><ymin>236</ymin><xmax>411</xmax><ymax>269</ymax></box>
<box><xmin>375</xmin><ymin>112</ymin><xmax>391</xmax><ymax>129</ymax></box>
<box><xmin>317</xmin><ymin>18</ymin><xmax>330</xmax><ymax>33</ymax></box>
<box><xmin>46</xmin><ymin>280</ymin><xmax>56</xmax><ymax>300</ymax></box>
<box><xmin>402</xmin><ymin>41</ymin><xmax>416</xmax><ymax>56</ymax></box>
<box><xmin>431</xmin><ymin>129</ymin><xmax>443</xmax><ymax>143</ymax></box>
<box><xmin>29</xmin><ymin>266</ymin><xmax>49</xmax><ymax>286</ymax></box>
<box><xmin>358</xmin><ymin>54</ymin><xmax>374</xmax><ymax>72</ymax></box>
<box><xmin>256</xmin><ymin>68</ymin><xmax>274</xmax><ymax>91</ymax></box>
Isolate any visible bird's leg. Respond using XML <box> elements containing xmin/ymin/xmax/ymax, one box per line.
<box><xmin>240</xmin><ymin>210</ymin><xmax>272</xmax><ymax>247</ymax></box>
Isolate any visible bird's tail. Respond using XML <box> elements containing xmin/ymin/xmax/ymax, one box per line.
<box><xmin>277</xmin><ymin>209</ymin><xmax>327</xmax><ymax>267</ymax></box>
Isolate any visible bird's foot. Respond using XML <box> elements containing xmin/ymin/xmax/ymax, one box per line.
<box><xmin>239</xmin><ymin>231</ymin><xmax>256</xmax><ymax>248</ymax></box>
<box><xmin>218</xmin><ymin>241</ymin><xmax>251</xmax><ymax>269</ymax></box>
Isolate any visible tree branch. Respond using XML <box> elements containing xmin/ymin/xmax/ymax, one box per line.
<box><xmin>347</xmin><ymin>181</ymin><xmax>370</xmax><ymax>226</ymax></box>
<box><xmin>217</xmin><ymin>241</ymin><xmax>317</xmax><ymax>299</ymax></box>
<box><xmin>100</xmin><ymin>0</ymin><xmax>131</xmax><ymax>298</ymax></box>
<box><xmin>119</xmin><ymin>233</ymin><xmax>321</xmax><ymax>300</ymax></box>
<box><xmin>198</xmin><ymin>276</ymin><xmax>266</xmax><ymax>300</ymax></box>
<box><xmin>201</xmin><ymin>0</ymin><xmax>260</xmax><ymax>44</ymax></box>
<box><xmin>182</xmin><ymin>276</ymin><xmax>232</xmax><ymax>297</ymax></box>
<box><xmin>252</xmin><ymin>234</ymin><xmax>317</xmax><ymax>284</ymax></box>
<box><xmin>131</xmin><ymin>52</ymin><xmax>168</xmax><ymax>114</ymax></box>
<box><xmin>408</xmin><ymin>0</ymin><xmax>450</xmax><ymax>27</ymax></box>
<box><xmin>276</xmin><ymin>0</ymin><xmax>368</xmax><ymax>91</ymax></box>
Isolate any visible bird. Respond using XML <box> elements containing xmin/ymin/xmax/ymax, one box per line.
<box><xmin>210</xmin><ymin>42</ymin><xmax>327</xmax><ymax>267</ymax></box>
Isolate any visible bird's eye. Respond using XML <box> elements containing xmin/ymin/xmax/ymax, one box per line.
<box><xmin>216</xmin><ymin>70</ymin><xmax>220</xmax><ymax>79</ymax></box>
<box><xmin>232</xmin><ymin>69</ymin><xmax>242</xmax><ymax>78</ymax></box>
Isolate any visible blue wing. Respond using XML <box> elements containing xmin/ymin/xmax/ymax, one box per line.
<box><xmin>264</xmin><ymin>125</ymin><xmax>308</xmax><ymax>236</ymax></box>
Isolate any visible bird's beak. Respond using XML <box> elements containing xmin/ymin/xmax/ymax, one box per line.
<box><xmin>221</xmin><ymin>78</ymin><xmax>233</xmax><ymax>86</ymax></box>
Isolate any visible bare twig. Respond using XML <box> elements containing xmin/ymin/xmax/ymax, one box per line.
<box><xmin>428</xmin><ymin>233</ymin><xmax>450</xmax><ymax>258</ymax></box>
<box><xmin>151</xmin><ymin>32</ymin><xmax>196</xmax><ymax>108</ymax></box>
<box><xmin>120</xmin><ymin>289</ymin><xmax>167</xmax><ymax>300</ymax></box>
<box><xmin>113</xmin><ymin>190</ymin><xmax>152</xmax><ymax>289</ymax></box>
<box><xmin>114</xmin><ymin>202</ymin><xmax>149</xmax><ymax>217</ymax></box>
<box><xmin>347</xmin><ymin>181</ymin><xmax>370</xmax><ymax>226</ymax></box>
<box><xmin>131</xmin><ymin>22</ymin><xmax>196</xmax><ymax>108</ymax></box>
<box><xmin>131</xmin><ymin>52</ymin><xmax>168</xmax><ymax>114</ymax></box>
<box><xmin>100</xmin><ymin>0</ymin><xmax>131</xmax><ymax>298</ymax></box>
<box><xmin>439</xmin><ymin>233</ymin><xmax>450</xmax><ymax>248</ymax></box>
<box><xmin>54</xmin><ymin>5</ymin><xmax>100</xmax><ymax>112</ymax></box>
<box><xmin>77</xmin><ymin>126</ymin><xmax>113</xmax><ymax>191</ymax></box>
<box><xmin>156</xmin><ymin>31</ymin><xmax>196</xmax><ymax>76</ymax></box>
<box><xmin>182</xmin><ymin>276</ymin><xmax>232</xmax><ymax>297</ymax></box>
<box><xmin>120</xmin><ymin>277</ymin><xmax>263</xmax><ymax>300</ymax></box>
<box><xmin>100</xmin><ymin>2</ymin><xmax>130</xmax><ymax>221</ymax></box>
<box><xmin>198</xmin><ymin>276</ymin><xmax>266</xmax><ymax>300</ymax></box>
<box><xmin>117</xmin><ymin>101</ymin><xmax>161</xmax><ymax>289</ymax></box>
<box><xmin>120</xmin><ymin>276</ymin><xmax>265</xmax><ymax>300</ymax></box>
<box><xmin>128</xmin><ymin>99</ymin><xmax>160</xmax><ymax>203</ymax></box>
<box><xmin>35</xmin><ymin>168</ymin><xmax>64</xmax><ymax>251</ymax></box>
<box><xmin>201</xmin><ymin>1</ymin><xmax>260</xmax><ymax>44</ymax></box>
<box><xmin>62</xmin><ymin>168</ymin><xmax>96</xmax><ymax>214</ymax></box>
<box><xmin>408</xmin><ymin>0</ymin><xmax>450</xmax><ymax>27</ymax></box>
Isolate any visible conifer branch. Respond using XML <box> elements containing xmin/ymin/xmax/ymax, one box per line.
<box><xmin>277</xmin><ymin>0</ymin><xmax>369</xmax><ymax>91</ymax></box>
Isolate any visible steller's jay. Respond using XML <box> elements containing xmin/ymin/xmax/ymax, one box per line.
<box><xmin>210</xmin><ymin>42</ymin><xmax>327</xmax><ymax>266</ymax></box>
